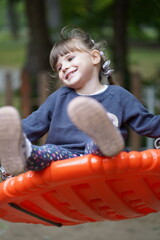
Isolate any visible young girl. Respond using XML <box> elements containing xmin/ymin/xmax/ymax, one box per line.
<box><xmin>0</xmin><ymin>26</ymin><xmax>160</xmax><ymax>178</ymax></box>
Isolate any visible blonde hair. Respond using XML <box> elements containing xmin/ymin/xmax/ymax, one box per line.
<box><xmin>49</xmin><ymin>26</ymin><xmax>115</xmax><ymax>85</ymax></box>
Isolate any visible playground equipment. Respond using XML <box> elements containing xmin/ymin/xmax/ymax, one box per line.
<box><xmin>0</xmin><ymin>149</ymin><xmax>160</xmax><ymax>227</ymax></box>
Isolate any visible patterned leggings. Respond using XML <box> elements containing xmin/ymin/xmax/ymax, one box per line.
<box><xmin>26</xmin><ymin>141</ymin><xmax>103</xmax><ymax>171</ymax></box>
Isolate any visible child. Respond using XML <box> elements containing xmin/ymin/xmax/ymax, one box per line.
<box><xmin>0</xmin><ymin>26</ymin><xmax>160</xmax><ymax>178</ymax></box>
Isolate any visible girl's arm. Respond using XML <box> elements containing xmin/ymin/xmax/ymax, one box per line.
<box><xmin>22</xmin><ymin>93</ymin><xmax>56</xmax><ymax>142</ymax></box>
<box><xmin>121</xmin><ymin>87</ymin><xmax>160</xmax><ymax>138</ymax></box>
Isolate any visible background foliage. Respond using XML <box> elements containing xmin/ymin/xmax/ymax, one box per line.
<box><xmin>0</xmin><ymin>0</ymin><xmax>159</xmax><ymax>83</ymax></box>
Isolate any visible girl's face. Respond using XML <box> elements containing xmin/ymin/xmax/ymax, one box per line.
<box><xmin>56</xmin><ymin>47</ymin><xmax>101</xmax><ymax>90</ymax></box>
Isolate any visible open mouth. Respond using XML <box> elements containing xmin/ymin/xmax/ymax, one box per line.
<box><xmin>66</xmin><ymin>69</ymin><xmax>77</xmax><ymax>80</ymax></box>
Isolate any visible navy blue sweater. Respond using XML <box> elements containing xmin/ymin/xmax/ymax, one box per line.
<box><xmin>22</xmin><ymin>85</ymin><xmax>160</xmax><ymax>154</ymax></box>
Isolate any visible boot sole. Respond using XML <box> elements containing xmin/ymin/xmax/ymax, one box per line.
<box><xmin>0</xmin><ymin>106</ymin><xmax>25</xmax><ymax>175</ymax></box>
<box><xmin>67</xmin><ymin>97</ymin><xmax>124</xmax><ymax>157</ymax></box>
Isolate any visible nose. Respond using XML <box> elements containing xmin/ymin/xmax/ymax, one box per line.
<box><xmin>62</xmin><ymin>61</ymin><xmax>70</xmax><ymax>72</ymax></box>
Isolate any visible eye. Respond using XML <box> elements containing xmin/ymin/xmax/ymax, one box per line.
<box><xmin>57</xmin><ymin>65</ymin><xmax>61</xmax><ymax>72</ymax></box>
<box><xmin>68</xmin><ymin>56</ymin><xmax>74</xmax><ymax>61</ymax></box>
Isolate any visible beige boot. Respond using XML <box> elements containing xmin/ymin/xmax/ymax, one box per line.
<box><xmin>67</xmin><ymin>96</ymin><xmax>124</xmax><ymax>157</ymax></box>
<box><xmin>0</xmin><ymin>106</ymin><xmax>26</xmax><ymax>175</ymax></box>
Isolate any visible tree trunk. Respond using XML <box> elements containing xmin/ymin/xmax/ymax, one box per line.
<box><xmin>112</xmin><ymin>0</ymin><xmax>130</xmax><ymax>88</ymax></box>
<box><xmin>7</xmin><ymin>0</ymin><xmax>19</xmax><ymax>38</ymax></box>
<box><xmin>24</xmin><ymin>0</ymin><xmax>52</xmax><ymax>76</ymax></box>
<box><xmin>21</xmin><ymin>0</ymin><xmax>52</xmax><ymax>115</ymax></box>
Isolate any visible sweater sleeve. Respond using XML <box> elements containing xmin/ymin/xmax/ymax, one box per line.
<box><xmin>120</xmin><ymin>87</ymin><xmax>160</xmax><ymax>138</ymax></box>
<box><xmin>22</xmin><ymin>92</ymin><xmax>56</xmax><ymax>142</ymax></box>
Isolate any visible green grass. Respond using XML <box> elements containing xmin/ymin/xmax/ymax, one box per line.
<box><xmin>0</xmin><ymin>33</ymin><xmax>26</xmax><ymax>68</ymax></box>
<box><xmin>129</xmin><ymin>47</ymin><xmax>160</xmax><ymax>82</ymax></box>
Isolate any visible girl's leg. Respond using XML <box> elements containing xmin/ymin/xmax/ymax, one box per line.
<box><xmin>26</xmin><ymin>144</ymin><xmax>80</xmax><ymax>171</ymax></box>
<box><xmin>84</xmin><ymin>140</ymin><xmax>104</xmax><ymax>156</ymax></box>
<box><xmin>0</xmin><ymin>106</ymin><xmax>80</xmax><ymax>177</ymax></box>
<box><xmin>84</xmin><ymin>139</ymin><xmax>129</xmax><ymax>156</ymax></box>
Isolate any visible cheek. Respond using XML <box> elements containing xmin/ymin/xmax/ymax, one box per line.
<box><xmin>58</xmin><ymin>72</ymin><xmax>63</xmax><ymax>80</ymax></box>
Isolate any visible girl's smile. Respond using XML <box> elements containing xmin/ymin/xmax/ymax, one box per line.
<box><xmin>64</xmin><ymin>67</ymin><xmax>77</xmax><ymax>80</ymax></box>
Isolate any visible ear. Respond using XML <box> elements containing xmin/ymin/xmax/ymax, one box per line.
<box><xmin>91</xmin><ymin>50</ymin><xmax>101</xmax><ymax>65</ymax></box>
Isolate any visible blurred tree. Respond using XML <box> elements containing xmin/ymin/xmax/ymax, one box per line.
<box><xmin>24</xmin><ymin>0</ymin><xmax>52</xmax><ymax>76</ymax></box>
<box><xmin>7</xmin><ymin>0</ymin><xmax>18</xmax><ymax>38</ymax></box>
<box><xmin>112</xmin><ymin>0</ymin><xmax>130</xmax><ymax>87</ymax></box>
<box><xmin>21</xmin><ymin>0</ymin><xmax>52</xmax><ymax>116</ymax></box>
<box><xmin>129</xmin><ymin>0</ymin><xmax>160</xmax><ymax>42</ymax></box>
<box><xmin>1</xmin><ymin>0</ymin><xmax>159</xmax><ymax>99</ymax></box>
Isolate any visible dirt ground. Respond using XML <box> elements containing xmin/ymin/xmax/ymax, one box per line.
<box><xmin>0</xmin><ymin>212</ymin><xmax>160</xmax><ymax>240</ymax></box>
